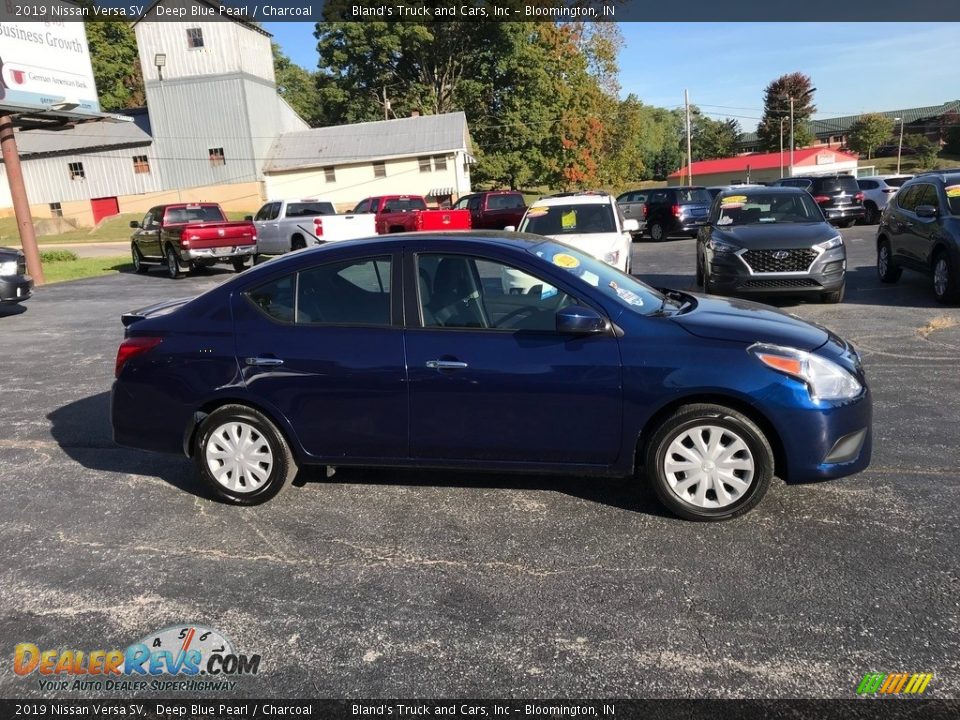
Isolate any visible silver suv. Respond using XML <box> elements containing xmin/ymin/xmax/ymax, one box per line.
<box><xmin>857</xmin><ymin>175</ymin><xmax>912</xmax><ymax>224</ymax></box>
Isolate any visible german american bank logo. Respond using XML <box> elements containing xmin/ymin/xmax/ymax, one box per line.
<box><xmin>13</xmin><ymin>624</ymin><xmax>260</xmax><ymax>692</ymax></box>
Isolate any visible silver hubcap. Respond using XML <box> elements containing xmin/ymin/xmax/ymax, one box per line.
<box><xmin>878</xmin><ymin>247</ymin><xmax>888</xmax><ymax>275</ymax></box>
<box><xmin>663</xmin><ymin>425</ymin><xmax>755</xmax><ymax>509</ymax></box>
<box><xmin>934</xmin><ymin>258</ymin><xmax>948</xmax><ymax>297</ymax></box>
<box><xmin>652</xmin><ymin>225</ymin><xmax>662</xmax><ymax>240</ymax></box>
<box><xmin>205</xmin><ymin>421</ymin><xmax>274</xmax><ymax>493</ymax></box>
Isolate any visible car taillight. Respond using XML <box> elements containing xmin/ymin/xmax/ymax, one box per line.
<box><xmin>855</xmin><ymin>192</ymin><xmax>864</xmax><ymax>202</ymax></box>
<box><xmin>672</xmin><ymin>204</ymin><xmax>682</xmax><ymax>217</ymax></box>
<box><xmin>813</xmin><ymin>195</ymin><xmax>830</xmax><ymax>204</ymax></box>
<box><xmin>642</xmin><ymin>203</ymin><xmax>648</xmax><ymax>219</ymax></box>
<box><xmin>115</xmin><ymin>336</ymin><xmax>162</xmax><ymax>378</ymax></box>
<box><xmin>313</xmin><ymin>218</ymin><xmax>324</xmax><ymax>237</ymax></box>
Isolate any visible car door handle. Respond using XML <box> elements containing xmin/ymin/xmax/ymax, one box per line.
<box><xmin>245</xmin><ymin>357</ymin><xmax>284</xmax><ymax>367</ymax></box>
<box><xmin>425</xmin><ymin>360</ymin><xmax>468</xmax><ymax>370</ymax></box>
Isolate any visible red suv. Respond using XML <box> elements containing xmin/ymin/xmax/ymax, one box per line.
<box><xmin>453</xmin><ymin>190</ymin><xmax>527</xmax><ymax>230</ymax></box>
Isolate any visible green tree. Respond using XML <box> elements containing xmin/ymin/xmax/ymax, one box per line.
<box><xmin>272</xmin><ymin>44</ymin><xmax>322</xmax><ymax>126</ymax></box>
<box><xmin>84</xmin><ymin>20</ymin><xmax>144</xmax><ymax>111</ymax></box>
<box><xmin>691</xmin><ymin>110</ymin><xmax>741</xmax><ymax>161</ymax></box>
<box><xmin>756</xmin><ymin>72</ymin><xmax>816</xmax><ymax>152</ymax></box>
<box><xmin>846</xmin><ymin>113</ymin><xmax>894</xmax><ymax>159</ymax></box>
<box><xmin>904</xmin><ymin>134</ymin><xmax>938</xmax><ymax>168</ymax></box>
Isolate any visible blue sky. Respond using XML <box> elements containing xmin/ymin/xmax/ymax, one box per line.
<box><xmin>263</xmin><ymin>22</ymin><xmax>958</xmax><ymax>129</ymax></box>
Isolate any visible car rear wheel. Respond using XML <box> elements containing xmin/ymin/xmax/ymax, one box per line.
<box><xmin>132</xmin><ymin>245</ymin><xmax>148</xmax><ymax>274</ymax></box>
<box><xmin>649</xmin><ymin>221</ymin><xmax>665</xmax><ymax>242</ymax></box>
<box><xmin>291</xmin><ymin>235</ymin><xmax>306</xmax><ymax>251</ymax></box>
<box><xmin>195</xmin><ymin>405</ymin><xmax>297</xmax><ymax>505</ymax></box>
<box><xmin>877</xmin><ymin>240</ymin><xmax>901</xmax><ymax>283</ymax></box>
<box><xmin>232</xmin><ymin>257</ymin><xmax>247</xmax><ymax>273</ymax></box>
<box><xmin>165</xmin><ymin>246</ymin><xmax>181</xmax><ymax>279</ymax></box>
<box><xmin>863</xmin><ymin>203</ymin><xmax>880</xmax><ymax>225</ymax></box>
<box><xmin>644</xmin><ymin>404</ymin><xmax>774</xmax><ymax>521</ymax></box>
<box><xmin>695</xmin><ymin>250</ymin><xmax>704</xmax><ymax>286</ymax></box>
<box><xmin>821</xmin><ymin>282</ymin><xmax>845</xmax><ymax>304</ymax></box>
<box><xmin>933</xmin><ymin>252</ymin><xmax>959</xmax><ymax>304</ymax></box>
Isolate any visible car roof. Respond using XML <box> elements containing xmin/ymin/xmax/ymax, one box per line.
<box><xmin>717</xmin><ymin>186</ymin><xmax>807</xmax><ymax>196</ymax></box>
<box><xmin>532</xmin><ymin>194</ymin><xmax>612</xmax><ymax>207</ymax></box>
<box><xmin>910</xmin><ymin>171</ymin><xmax>960</xmax><ymax>184</ymax></box>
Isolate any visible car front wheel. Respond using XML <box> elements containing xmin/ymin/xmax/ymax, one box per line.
<box><xmin>132</xmin><ymin>244</ymin><xmax>148</xmax><ymax>274</ymax></box>
<box><xmin>194</xmin><ymin>405</ymin><xmax>297</xmax><ymax>505</ymax></box>
<box><xmin>644</xmin><ymin>404</ymin><xmax>774</xmax><ymax>521</ymax></box>
<box><xmin>933</xmin><ymin>252</ymin><xmax>959</xmax><ymax>304</ymax></box>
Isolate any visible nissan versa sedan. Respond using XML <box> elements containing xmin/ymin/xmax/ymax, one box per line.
<box><xmin>697</xmin><ymin>187</ymin><xmax>847</xmax><ymax>303</ymax></box>
<box><xmin>112</xmin><ymin>233</ymin><xmax>871</xmax><ymax>521</ymax></box>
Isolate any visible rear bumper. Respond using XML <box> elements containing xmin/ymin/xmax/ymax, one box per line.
<box><xmin>182</xmin><ymin>245</ymin><xmax>256</xmax><ymax>261</ymax></box>
<box><xmin>823</xmin><ymin>206</ymin><xmax>864</xmax><ymax>223</ymax></box>
<box><xmin>0</xmin><ymin>275</ymin><xmax>33</xmax><ymax>303</ymax></box>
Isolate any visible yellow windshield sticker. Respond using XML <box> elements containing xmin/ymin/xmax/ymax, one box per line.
<box><xmin>720</xmin><ymin>195</ymin><xmax>747</xmax><ymax>208</ymax></box>
<box><xmin>946</xmin><ymin>185</ymin><xmax>960</xmax><ymax>198</ymax></box>
<box><xmin>561</xmin><ymin>209</ymin><xmax>577</xmax><ymax>229</ymax></box>
<box><xmin>526</xmin><ymin>206</ymin><xmax>549</xmax><ymax>217</ymax></box>
<box><xmin>553</xmin><ymin>253</ymin><xmax>580</xmax><ymax>269</ymax></box>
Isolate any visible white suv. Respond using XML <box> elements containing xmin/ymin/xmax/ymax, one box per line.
<box><xmin>857</xmin><ymin>175</ymin><xmax>912</xmax><ymax>224</ymax></box>
<box><xmin>512</xmin><ymin>192</ymin><xmax>638</xmax><ymax>274</ymax></box>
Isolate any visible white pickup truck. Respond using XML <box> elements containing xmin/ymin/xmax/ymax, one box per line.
<box><xmin>249</xmin><ymin>198</ymin><xmax>377</xmax><ymax>255</ymax></box>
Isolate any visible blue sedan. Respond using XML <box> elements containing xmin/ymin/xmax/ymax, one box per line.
<box><xmin>111</xmin><ymin>232</ymin><xmax>871</xmax><ymax>521</ymax></box>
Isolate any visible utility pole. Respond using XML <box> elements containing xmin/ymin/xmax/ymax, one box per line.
<box><xmin>789</xmin><ymin>96</ymin><xmax>795</xmax><ymax>177</ymax></box>
<box><xmin>685</xmin><ymin>89</ymin><xmax>693</xmax><ymax>185</ymax></box>
<box><xmin>0</xmin><ymin>115</ymin><xmax>44</xmax><ymax>285</ymax></box>
<box><xmin>895</xmin><ymin>117</ymin><xmax>905</xmax><ymax>175</ymax></box>
<box><xmin>779</xmin><ymin>117</ymin><xmax>785</xmax><ymax>178</ymax></box>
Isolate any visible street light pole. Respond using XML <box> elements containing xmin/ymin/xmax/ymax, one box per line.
<box><xmin>895</xmin><ymin>117</ymin><xmax>905</xmax><ymax>175</ymax></box>
<box><xmin>789</xmin><ymin>97</ymin><xmax>795</xmax><ymax>176</ymax></box>
<box><xmin>780</xmin><ymin>117</ymin><xmax>785</xmax><ymax>178</ymax></box>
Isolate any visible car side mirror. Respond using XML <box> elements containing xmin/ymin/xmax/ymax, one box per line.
<box><xmin>556</xmin><ymin>305</ymin><xmax>606</xmax><ymax>335</ymax></box>
<box><xmin>244</xmin><ymin>215</ymin><xmax>253</xmax><ymax>221</ymax></box>
<box><xmin>504</xmin><ymin>225</ymin><xmax>516</xmax><ymax>232</ymax></box>
<box><xmin>129</xmin><ymin>220</ymin><xmax>140</xmax><ymax>229</ymax></box>
<box><xmin>623</xmin><ymin>218</ymin><xmax>640</xmax><ymax>233</ymax></box>
<box><xmin>915</xmin><ymin>204</ymin><xmax>938</xmax><ymax>219</ymax></box>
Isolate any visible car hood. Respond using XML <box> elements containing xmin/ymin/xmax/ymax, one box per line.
<box><xmin>542</xmin><ymin>232</ymin><xmax>623</xmax><ymax>252</ymax></box>
<box><xmin>671</xmin><ymin>293</ymin><xmax>828</xmax><ymax>351</ymax></box>
<box><xmin>714</xmin><ymin>222</ymin><xmax>836</xmax><ymax>249</ymax></box>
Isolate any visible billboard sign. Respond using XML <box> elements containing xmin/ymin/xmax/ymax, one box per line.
<box><xmin>0</xmin><ymin>8</ymin><xmax>101</xmax><ymax>116</ymax></box>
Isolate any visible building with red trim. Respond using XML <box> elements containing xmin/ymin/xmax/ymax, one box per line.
<box><xmin>668</xmin><ymin>148</ymin><xmax>859</xmax><ymax>187</ymax></box>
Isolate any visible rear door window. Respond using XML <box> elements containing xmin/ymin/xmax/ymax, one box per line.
<box><xmin>897</xmin><ymin>185</ymin><xmax>922</xmax><ymax>212</ymax></box>
<box><xmin>916</xmin><ymin>185</ymin><xmax>941</xmax><ymax>210</ymax></box>
<box><xmin>487</xmin><ymin>194</ymin><xmax>525</xmax><ymax>210</ymax></box>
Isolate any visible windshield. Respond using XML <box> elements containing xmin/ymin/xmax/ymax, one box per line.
<box><xmin>947</xmin><ymin>184</ymin><xmax>960</xmax><ymax>215</ymax></box>
<box><xmin>528</xmin><ymin>241</ymin><xmax>666</xmax><ymax>316</ymax></box>
<box><xmin>164</xmin><ymin>206</ymin><xmax>225</xmax><ymax>224</ymax></box>
<box><xmin>815</xmin><ymin>176</ymin><xmax>859</xmax><ymax>193</ymax></box>
<box><xmin>715</xmin><ymin>192</ymin><xmax>825</xmax><ymax>226</ymax></box>
<box><xmin>384</xmin><ymin>198</ymin><xmax>427</xmax><ymax>212</ymax></box>
<box><xmin>286</xmin><ymin>202</ymin><xmax>335</xmax><ymax>217</ymax></box>
<box><xmin>884</xmin><ymin>176</ymin><xmax>911</xmax><ymax>188</ymax></box>
<box><xmin>520</xmin><ymin>204</ymin><xmax>616</xmax><ymax>235</ymax></box>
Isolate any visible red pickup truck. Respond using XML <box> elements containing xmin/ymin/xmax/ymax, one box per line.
<box><xmin>351</xmin><ymin>195</ymin><xmax>472</xmax><ymax>235</ymax></box>
<box><xmin>130</xmin><ymin>203</ymin><xmax>257</xmax><ymax>279</ymax></box>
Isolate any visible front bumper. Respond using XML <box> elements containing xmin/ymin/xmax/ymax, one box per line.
<box><xmin>182</xmin><ymin>245</ymin><xmax>256</xmax><ymax>261</ymax></box>
<box><xmin>708</xmin><ymin>246</ymin><xmax>846</xmax><ymax>296</ymax></box>
<box><xmin>0</xmin><ymin>275</ymin><xmax>33</xmax><ymax>303</ymax></box>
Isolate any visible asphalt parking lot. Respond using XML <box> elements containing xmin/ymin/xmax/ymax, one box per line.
<box><xmin>1</xmin><ymin>225</ymin><xmax>958</xmax><ymax>699</ymax></box>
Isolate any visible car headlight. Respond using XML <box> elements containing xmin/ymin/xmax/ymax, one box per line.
<box><xmin>0</xmin><ymin>260</ymin><xmax>17</xmax><ymax>276</ymax></box>
<box><xmin>815</xmin><ymin>235</ymin><xmax>843</xmax><ymax>251</ymax></box>
<box><xmin>707</xmin><ymin>237</ymin><xmax>740</xmax><ymax>254</ymax></box>
<box><xmin>749</xmin><ymin>343</ymin><xmax>862</xmax><ymax>401</ymax></box>
<box><xmin>603</xmin><ymin>250</ymin><xmax>620</xmax><ymax>265</ymax></box>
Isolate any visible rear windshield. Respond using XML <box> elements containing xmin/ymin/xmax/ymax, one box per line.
<box><xmin>884</xmin><ymin>177</ymin><xmax>911</xmax><ymax>187</ymax></box>
<box><xmin>383</xmin><ymin>198</ymin><xmax>427</xmax><ymax>212</ymax></box>
<box><xmin>286</xmin><ymin>202</ymin><xmax>336</xmax><ymax>217</ymax></box>
<box><xmin>678</xmin><ymin>188</ymin><xmax>712</xmax><ymax>204</ymax></box>
<box><xmin>487</xmin><ymin>194</ymin><xmax>525</xmax><ymax>210</ymax></box>
<box><xmin>947</xmin><ymin>185</ymin><xmax>960</xmax><ymax>215</ymax></box>
<box><xmin>164</xmin><ymin>206</ymin><xmax>225</xmax><ymax>224</ymax></box>
<box><xmin>715</xmin><ymin>192</ymin><xmax>825</xmax><ymax>225</ymax></box>
<box><xmin>814</xmin><ymin>176</ymin><xmax>859</xmax><ymax>193</ymax></box>
<box><xmin>520</xmin><ymin>204</ymin><xmax>616</xmax><ymax>235</ymax></box>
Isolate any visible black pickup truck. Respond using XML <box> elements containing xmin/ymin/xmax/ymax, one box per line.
<box><xmin>0</xmin><ymin>247</ymin><xmax>32</xmax><ymax>304</ymax></box>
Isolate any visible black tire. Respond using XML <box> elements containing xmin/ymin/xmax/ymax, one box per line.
<box><xmin>838</xmin><ymin>219</ymin><xmax>855</xmax><ymax>229</ymax></box>
<box><xmin>932</xmin><ymin>251</ymin><xmax>960</xmax><ymax>304</ymax></box>
<box><xmin>132</xmin><ymin>244</ymin><xmax>148</xmax><ymax>274</ymax></box>
<box><xmin>863</xmin><ymin>202</ymin><xmax>880</xmax><ymax>225</ymax></box>
<box><xmin>291</xmin><ymin>235</ymin><xmax>306</xmax><ymax>251</ymax></box>
<box><xmin>232</xmin><ymin>257</ymin><xmax>247</xmax><ymax>273</ymax></box>
<box><xmin>644</xmin><ymin>403</ymin><xmax>774</xmax><ymax>521</ymax></box>
<box><xmin>877</xmin><ymin>239</ymin><xmax>901</xmax><ymax>283</ymax></box>
<box><xmin>821</xmin><ymin>282</ymin><xmax>845</xmax><ymax>304</ymax></box>
<box><xmin>649</xmin><ymin>221</ymin><xmax>665</xmax><ymax>242</ymax></box>
<box><xmin>165</xmin><ymin>245</ymin><xmax>181</xmax><ymax>279</ymax></box>
<box><xmin>695</xmin><ymin>249</ymin><xmax>704</xmax><ymax>287</ymax></box>
<box><xmin>194</xmin><ymin>405</ymin><xmax>297</xmax><ymax>506</ymax></box>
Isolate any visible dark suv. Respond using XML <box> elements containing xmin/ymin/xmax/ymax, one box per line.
<box><xmin>771</xmin><ymin>175</ymin><xmax>864</xmax><ymax>227</ymax></box>
<box><xmin>0</xmin><ymin>247</ymin><xmax>32</xmax><ymax>304</ymax></box>
<box><xmin>876</xmin><ymin>172</ymin><xmax>960</xmax><ymax>303</ymax></box>
<box><xmin>642</xmin><ymin>186</ymin><xmax>712</xmax><ymax>241</ymax></box>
